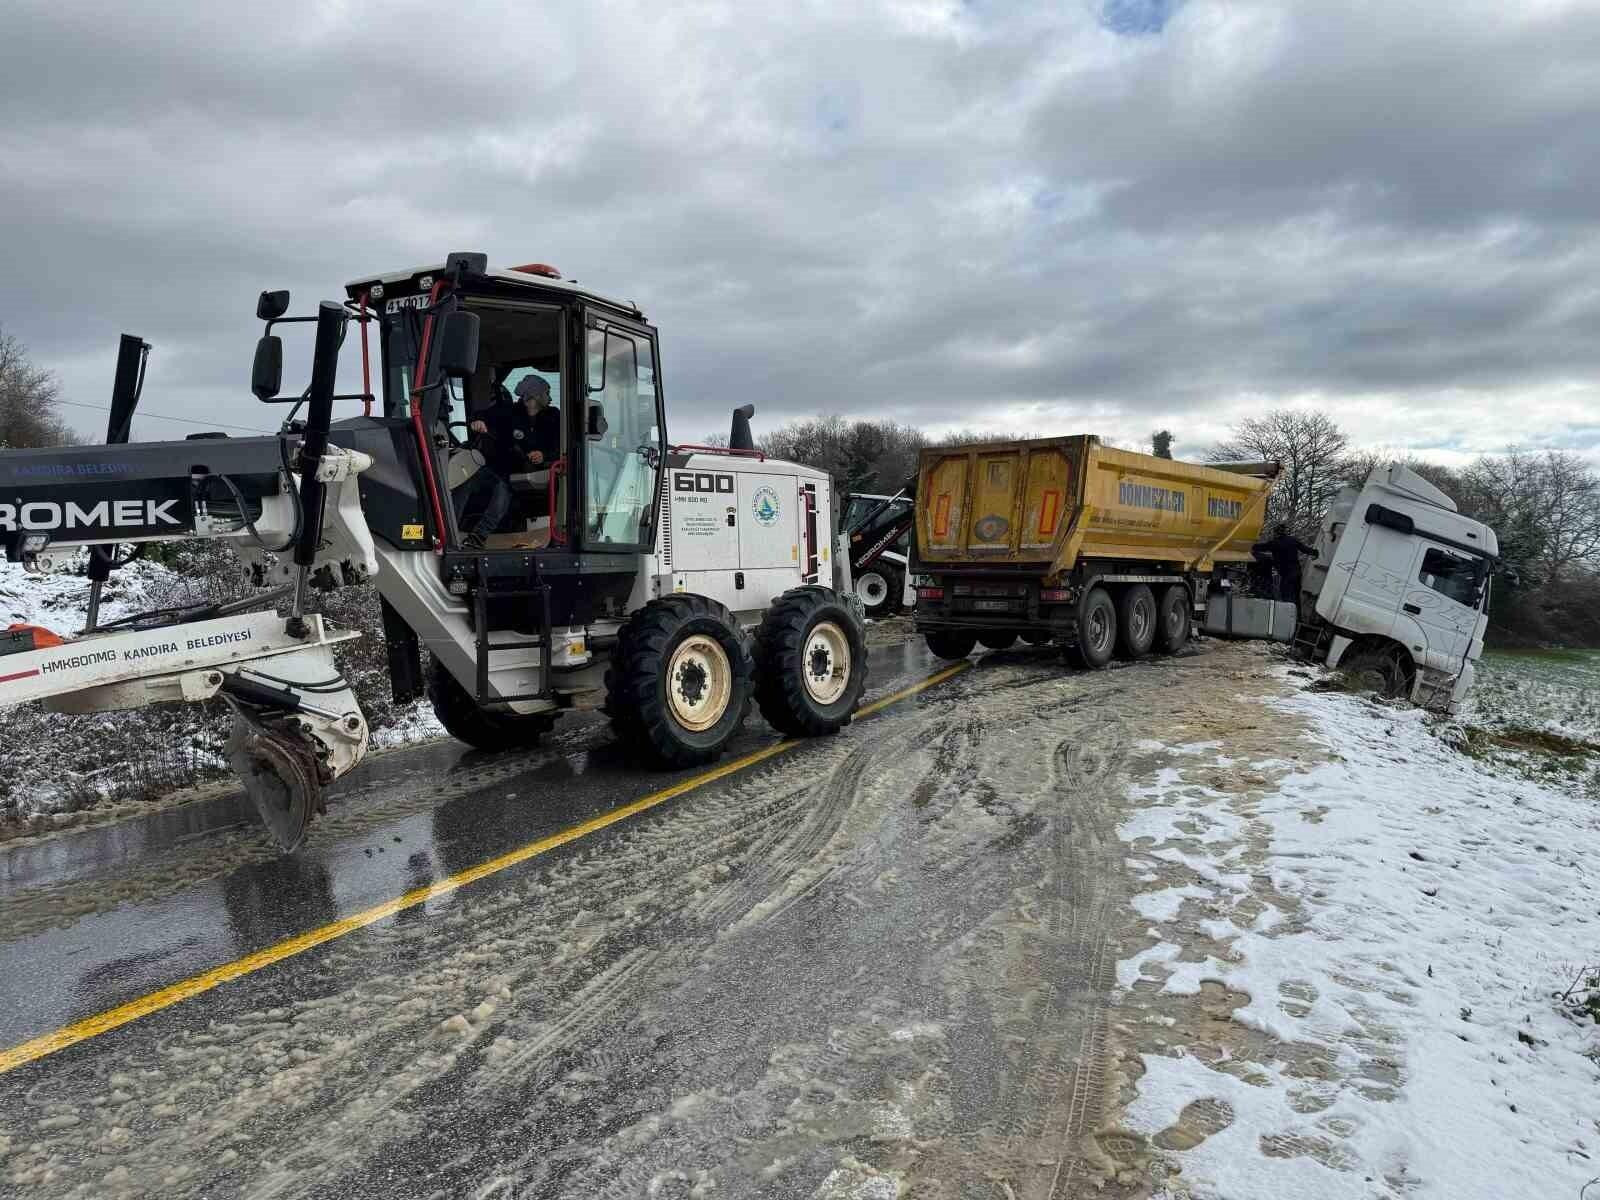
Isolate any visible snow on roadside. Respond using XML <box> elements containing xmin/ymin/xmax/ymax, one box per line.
<box><xmin>0</xmin><ymin>554</ymin><xmax>178</xmax><ymax>632</ymax></box>
<box><xmin>1118</xmin><ymin>670</ymin><xmax>1600</xmax><ymax>1199</ymax></box>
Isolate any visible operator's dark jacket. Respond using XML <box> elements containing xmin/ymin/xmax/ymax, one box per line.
<box><xmin>481</xmin><ymin>402</ymin><xmax>561</xmax><ymax>476</ymax></box>
<box><xmin>1253</xmin><ymin>532</ymin><xmax>1316</xmax><ymax>601</ymax></box>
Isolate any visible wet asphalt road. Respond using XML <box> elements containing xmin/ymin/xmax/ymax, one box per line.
<box><xmin>0</xmin><ymin>634</ymin><xmax>1178</xmax><ymax>1199</ymax></box>
<box><xmin>0</xmin><ymin>640</ymin><xmax>947</xmax><ymax>1050</ymax></box>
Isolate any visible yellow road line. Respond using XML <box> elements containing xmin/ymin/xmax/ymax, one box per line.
<box><xmin>0</xmin><ymin>658</ymin><xmax>970</xmax><ymax>1076</ymax></box>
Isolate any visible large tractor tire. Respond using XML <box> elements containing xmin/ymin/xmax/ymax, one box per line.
<box><xmin>605</xmin><ymin>594</ymin><xmax>753</xmax><ymax>767</ymax></box>
<box><xmin>855</xmin><ymin>564</ymin><xmax>902</xmax><ymax>619</ymax></box>
<box><xmin>924</xmin><ymin>628</ymin><xmax>978</xmax><ymax>660</ymax></box>
<box><xmin>427</xmin><ymin>658</ymin><xmax>556</xmax><ymax>752</ymax></box>
<box><xmin>1154</xmin><ymin>584</ymin><xmax>1191</xmax><ymax>654</ymax></box>
<box><xmin>1063</xmin><ymin>586</ymin><xmax>1116</xmax><ymax>670</ymax></box>
<box><xmin>978</xmin><ymin>631</ymin><xmax>1018</xmax><ymax>651</ymax></box>
<box><xmin>753</xmin><ymin>586</ymin><xmax>869</xmax><ymax>737</ymax></box>
<box><xmin>1115</xmin><ymin>584</ymin><xmax>1157</xmax><ymax>660</ymax></box>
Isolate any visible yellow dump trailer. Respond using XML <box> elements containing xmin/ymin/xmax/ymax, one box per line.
<box><xmin>912</xmin><ymin>436</ymin><xmax>1278</xmax><ymax>668</ymax></box>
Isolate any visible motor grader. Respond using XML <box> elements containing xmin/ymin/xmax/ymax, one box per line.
<box><xmin>0</xmin><ymin>252</ymin><xmax>869</xmax><ymax>849</ymax></box>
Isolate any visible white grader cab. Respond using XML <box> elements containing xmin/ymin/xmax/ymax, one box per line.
<box><xmin>0</xmin><ymin>253</ymin><xmax>868</xmax><ymax>850</ymax></box>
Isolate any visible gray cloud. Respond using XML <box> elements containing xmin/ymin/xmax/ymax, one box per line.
<box><xmin>1</xmin><ymin>0</ymin><xmax>1596</xmax><ymax>461</ymax></box>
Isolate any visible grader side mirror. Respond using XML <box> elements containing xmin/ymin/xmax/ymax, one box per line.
<box><xmin>251</xmin><ymin>334</ymin><xmax>283</xmax><ymax>400</ymax></box>
<box><xmin>437</xmin><ymin>310</ymin><xmax>480</xmax><ymax>379</ymax></box>
<box><xmin>256</xmin><ymin>290</ymin><xmax>291</xmax><ymax>321</ymax></box>
<box><xmin>587</xmin><ymin>402</ymin><xmax>609</xmax><ymax>440</ymax></box>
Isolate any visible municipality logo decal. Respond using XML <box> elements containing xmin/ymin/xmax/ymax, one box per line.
<box><xmin>751</xmin><ymin>485</ymin><xmax>781</xmax><ymax>527</ymax></box>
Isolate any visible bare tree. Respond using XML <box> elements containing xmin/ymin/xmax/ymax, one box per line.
<box><xmin>1207</xmin><ymin>410</ymin><xmax>1349</xmax><ymax>538</ymax></box>
<box><xmin>760</xmin><ymin>417</ymin><xmax>926</xmax><ymax>494</ymax></box>
<box><xmin>0</xmin><ymin>326</ymin><xmax>74</xmax><ymax>448</ymax></box>
<box><xmin>1460</xmin><ymin>449</ymin><xmax>1600</xmax><ymax>586</ymax></box>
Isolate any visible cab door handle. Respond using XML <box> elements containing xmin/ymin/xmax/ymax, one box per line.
<box><xmin>1403</xmin><ymin>603</ymin><xmax>1421</xmax><ymax>615</ymax></box>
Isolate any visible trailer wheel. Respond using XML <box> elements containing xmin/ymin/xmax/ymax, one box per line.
<box><xmin>1115</xmin><ymin>584</ymin><xmax>1157</xmax><ymax>660</ymax></box>
<box><xmin>1154</xmin><ymin>584</ymin><xmax>1191</xmax><ymax>654</ymax></box>
<box><xmin>606</xmin><ymin>595</ymin><xmax>753</xmax><ymax>767</ymax></box>
<box><xmin>978</xmin><ymin>631</ymin><xmax>1018</xmax><ymax>651</ymax></box>
<box><xmin>427</xmin><ymin>659</ymin><xmax>556</xmax><ymax>753</ymax></box>
<box><xmin>1066</xmin><ymin>587</ymin><xmax>1117</xmax><ymax>669</ymax></box>
<box><xmin>855</xmin><ymin>565</ymin><xmax>901</xmax><ymax>619</ymax></box>
<box><xmin>754</xmin><ymin>586</ymin><xmax>869</xmax><ymax>736</ymax></box>
<box><xmin>924</xmin><ymin>629</ymin><xmax>978</xmax><ymax>660</ymax></box>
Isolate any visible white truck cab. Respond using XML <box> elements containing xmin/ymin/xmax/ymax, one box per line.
<box><xmin>1304</xmin><ymin>465</ymin><xmax>1497</xmax><ymax>712</ymax></box>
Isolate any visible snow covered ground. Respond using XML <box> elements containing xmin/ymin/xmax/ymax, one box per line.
<box><xmin>1118</xmin><ymin>657</ymin><xmax>1600</xmax><ymax>1198</ymax></box>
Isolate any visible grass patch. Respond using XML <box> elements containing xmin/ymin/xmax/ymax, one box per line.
<box><xmin>1458</xmin><ymin>725</ymin><xmax>1600</xmax><ymax>757</ymax></box>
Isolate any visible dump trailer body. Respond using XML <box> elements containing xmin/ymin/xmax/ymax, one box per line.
<box><xmin>915</xmin><ymin>436</ymin><xmax>1273</xmax><ymax>577</ymax></box>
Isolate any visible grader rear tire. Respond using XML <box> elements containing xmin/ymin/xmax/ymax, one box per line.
<box><xmin>427</xmin><ymin>658</ymin><xmax>556</xmax><ymax>753</ymax></box>
<box><xmin>753</xmin><ymin>586</ymin><xmax>869</xmax><ymax>736</ymax></box>
<box><xmin>605</xmin><ymin>594</ymin><xmax>753</xmax><ymax>767</ymax></box>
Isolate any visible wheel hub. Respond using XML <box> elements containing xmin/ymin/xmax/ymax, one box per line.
<box><xmin>858</xmin><ymin>572</ymin><xmax>888</xmax><ymax>607</ymax></box>
<box><xmin>802</xmin><ymin>622</ymin><xmax>851</xmax><ymax>706</ymax></box>
<box><xmin>667</xmin><ymin>634</ymin><xmax>733</xmax><ymax>732</ymax></box>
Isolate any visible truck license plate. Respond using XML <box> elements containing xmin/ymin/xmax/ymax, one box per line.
<box><xmin>973</xmin><ymin>599</ymin><xmax>1012</xmax><ymax>612</ymax></box>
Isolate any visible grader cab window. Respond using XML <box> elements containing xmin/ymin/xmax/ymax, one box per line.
<box><xmin>584</xmin><ymin>325</ymin><xmax>662</xmax><ymax>549</ymax></box>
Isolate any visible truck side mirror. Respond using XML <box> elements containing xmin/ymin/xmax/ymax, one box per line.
<box><xmin>256</xmin><ymin>290</ymin><xmax>291</xmax><ymax>321</ymax></box>
<box><xmin>587</xmin><ymin>402</ymin><xmax>609</xmax><ymax>440</ymax></box>
<box><xmin>436</xmin><ymin>310</ymin><xmax>480</xmax><ymax>378</ymax></box>
<box><xmin>252</xmin><ymin>334</ymin><xmax>283</xmax><ymax>400</ymax></box>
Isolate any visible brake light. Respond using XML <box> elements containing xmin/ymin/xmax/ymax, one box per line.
<box><xmin>1040</xmin><ymin>588</ymin><xmax>1071</xmax><ymax>602</ymax></box>
<box><xmin>916</xmin><ymin>587</ymin><xmax>945</xmax><ymax>601</ymax></box>
<box><xmin>512</xmin><ymin>262</ymin><xmax>562</xmax><ymax>279</ymax></box>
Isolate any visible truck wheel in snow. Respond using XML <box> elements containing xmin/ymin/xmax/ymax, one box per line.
<box><xmin>427</xmin><ymin>658</ymin><xmax>556</xmax><ymax>752</ymax></box>
<box><xmin>978</xmin><ymin>631</ymin><xmax>1018</xmax><ymax>650</ymax></box>
<box><xmin>754</xmin><ymin>586</ymin><xmax>869</xmax><ymax>736</ymax></box>
<box><xmin>855</xmin><ymin>565</ymin><xmax>901</xmax><ymax>618</ymax></box>
<box><xmin>1065</xmin><ymin>586</ymin><xmax>1117</xmax><ymax>670</ymax></box>
<box><xmin>1339</xmin><ymin>645</ymin><xmax>1412</xmax><ymax>700</ymax></box>
<box><xmin>1115</xmin><ymin>584</ymin><xmax>1157</xmax><ymax>660</ymax></box>
<box><xmin>1154</xmin><ymin>584</ymin><xmax>1191</xmax><ymax>654</ymax></box>
<box><xmin>605</xmin><ymin>594</ymin><xmax>753</xmax><ymax>767</ymax></box>
<box><xmin>924</xmin><ymin>629</ymin><xmax>978</xmax><ymax>660</ymax></box>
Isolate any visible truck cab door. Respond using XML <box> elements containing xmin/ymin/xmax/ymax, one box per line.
<box><xmin>1318</xmin><ymin>518</ymin><xmax>1417</xmax><ymax>639</ymax></box>
<box><xmin>1403</xmin><ymin>545</ymin><xmax>1484</xmax><ymax>672</ymax></box>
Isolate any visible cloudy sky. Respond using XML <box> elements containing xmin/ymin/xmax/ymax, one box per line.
<box><xmin>3</xmin><ymin>0</ymin><xmax>1598</xmax><ymax>463</ymax></box>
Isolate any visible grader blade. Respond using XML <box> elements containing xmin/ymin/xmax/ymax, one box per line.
<box><xmin>227</xmin><ymin>717</ymin><xmax>323</xmax><ymax>853</ymax></box>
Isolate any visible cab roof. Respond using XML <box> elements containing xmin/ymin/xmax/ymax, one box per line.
<box><xmin>344</xmin><ymin>263</ymin><xmax>643</xmax><ymax>319</ymax></box>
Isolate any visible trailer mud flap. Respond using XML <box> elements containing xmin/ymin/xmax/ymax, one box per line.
<box><xmin>226</xmin><ymin>709</ymin><xmax>323</xmax><ymax>852</ymax></box>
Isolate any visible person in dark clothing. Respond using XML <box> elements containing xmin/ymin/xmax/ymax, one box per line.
<box><xmin>449</xmin><ymin>455</ymin><xmax>512</xmax><ymax>551</ymax></box>
<box><xmin>1253</xmin><ymin>523</ymin><xmax>1317</xmax><ymax>602</ymax></box>
<box><xmin>472</xmin><ymin>374</ymin><xmax>561</xmax><ymax>471</ymax></box>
